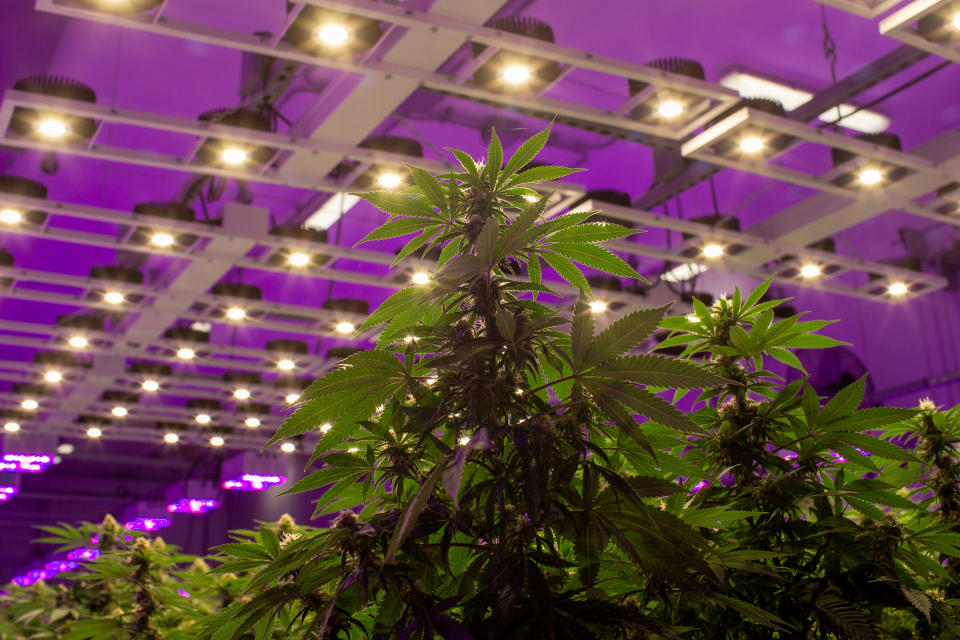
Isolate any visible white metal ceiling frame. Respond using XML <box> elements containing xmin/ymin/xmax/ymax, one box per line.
<box><xmin>35</xmin><ymin>0</ymin><xmax>742</xmax><ymax>142</ymax></box>
<box><xmin>680</xmin><ymin>107</ymin><xmax>960</xmax><ymax>228</ymax></box>
<box><xmin>880</xmin><ymin>0</ymin><xmax>960</xmax><ymax>64</ymax></box>
<box><xmin>813</xmin><ymin>0</ymin><xmax>906</xmax><ymax>18</ymax></box>
<box><xmin>580</xmin><ymin>199</ymin><xmax>947</xmax><ymax>300</ymax></box>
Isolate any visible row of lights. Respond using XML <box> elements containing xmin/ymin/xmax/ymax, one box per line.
<box><xmin>736</xmin><ymin>135</ymin><xmax>885</xmax><ymax>186</ymax></box>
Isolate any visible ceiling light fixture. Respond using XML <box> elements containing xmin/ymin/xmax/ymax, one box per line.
<box><xmin>103</xmin><ymin>291</ymin><xmax>125</xmax><ymax>305</ymax></box>
<box><xmin>86</xmin><ymin>426</ymin><xmax>102</xmax><ymax>438</ymax></box>
<box><xmin>702</xmin><ymin>244</ymin><xmax>724</xmax><ymax>258</ymax></box>
<box><xmin>657</xmin><ymin>100</ymin><xmax>684</xmax><ymax>119</ymax></box>
<box><xmin>303</xmin><ymin>193</ymin><xmax>362</xmax><ymax>231</ymax></box>
<box><xmin>21</xmin><ymin>399</ymin><xmax>38</xmax><ymax>411</ymax></box>
<box><xmin>150</xmin><ymin>232</ymin><xmax>175</xmax><ymax>248</ymax></box>
<box><xmin>277</xmin><ymin>358</ymin><xmax>295</xmax><ymax>371</ymax></box>
<box><xmin>740</xmin><ymin>136</ymin><xmax>765</xmax><ymax>154</ymax></box>
<box><xmin>314</xmin><ymin>23</ymin><xmax>350</xmax><ymax>46</ymax></box>
<box><xmin>163</xmin><ymin>432</ymin><xmax>179</xmax><ymax>444</ymax></box>
<box><xmin>44</xmin><ymin>371</ymin><xmax>63</xmax><ymax>384</ymax></box>
<box><xmin>589</xmin><ymin>301</ymin><xmax>608</xmax><ymax>313</ymax></box>
<box><xmin>209</xmin><ymin>436</ymin><xmax>225</xmax><ymax>447</ymax></box>
<box><xmin>411</xmin><ymin>271</ymin><xmax>430</xmax><ymax>285</ymax></box>
<box><xmin>335</xmin><ymin>321</ymin><xmax>355</xmax><ymax>334</ymax></box>
<box><xmin>195</xmin><ymin>413</ymin><xmax>211</xmax><ymax>425</ymax></box>
<box><xmin>858</xmin><ymin>168</ymin><xmax>883</xmax><ymax>186</ymax></box>
<box><xmin>226</xmin><ymin>307</ymin><xmax>246</xmax><ymax>321</ymax></box>
<box><xmin>233</xmin><ymin>388</ymin><xmax>251</xmax><ymax>400</ymax></box>
<box><xmin>36</xmin><ymin>118</ymin><xmax>68</xmax><ymax>138</ymax></box>
<box><xmin>377</xmin><ymin>172</ymin><xmax>402</xmax><ymax>189</ymax></box>
<box><xmin>280</xmin><ymin>442</ymin><xmax>296</xmax><ymax>453</ymax></box>
<box><xmin>111</xmin><ymin>406</ymin><xmax>128</xmax><ymax>418</ymax></box>
<box><xmin>0</xmin><ymin>208</ymin><xmax>22</xmax><ymax>225</ymax></box>
<box><xmin>285</xmin><ymin>393</ymin><xmax>300</xmax><ymax>404</ymax></box>
<box><xmin>4</xmin><ymin>422</ymin><xmax>20</xmax><ymax>433</ymax></box>
<box><xmin>244</xmin><ymin>417</ymin><xmax>261</xmax><ymax>428</ymax></box>
<box><xmin>141</xmin><ymin>379</ymin><xmax>160</xmax><ymax>392</ymax></box>
<box><xmin>220</xmin><ymin>148</ymin><xmax>248</xmax><ymax>166</ymax></box>
<box><xmin>800</xmin><ymin>264</ymin><xmax>821</xmax><ymax>278</ymax></box>
<box><xmin>68</xmin><ymin>335</ymin><xmax>88</xmax><ymax>349</ymax></box>
<box><xmin>176</xmin><ymin>348</ymin><xmax>196</xmax><ymax>360</ymax></box>
<box><xmin>502</xmin><ymin>64</ymin><xmax>532</xmax><ymax>85</ymax></box>
<box><xmin>288</xmin><ymin>252</ymin><xmax>310</xmax><ymax>267</ymax></box>
<box><xmin>888</xmin><ymin>282</ymin><xmax>908</xmax><ymax>296</ymax></box>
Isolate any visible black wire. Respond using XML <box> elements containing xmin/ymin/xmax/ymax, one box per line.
<box><xmin>820</xmin><ymin>5</ymin><xmax>842</xmax><ymax>125</ymax></box>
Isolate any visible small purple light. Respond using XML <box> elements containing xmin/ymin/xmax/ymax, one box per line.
<box><xmin>66</xmin><ymin>548</ymin><xmax>100</xmax><ymax>562</ymax></box>
<box><xmin>12</xmin><ymin>575</ymin><xmax>34</xmax><ymax>587</ymax></box>
<box><xmin>220</xmin><ymin>473</ymin><xmax>286</xmax><ymax>492</ymax></box>
<box><xmin>178</xmin><ymin>589</ymin><xmax>191</xmax><ymax>598</ymax></box>
<box><xmin>44</xmin><ymin>560</ymin><xmax>78</xmax><ymax>573</ymax></box>
<box><xmin>166</xmin><ymin>498</ymin><xmax>219</xmax><ymax>514</ymax></box>
<box><xmin>27</xmin><ymin>569</ymin><xmax>53</xmax><ymax>582</ymax></box>
<box><xmin>124</xmin><ymin>517</ymin><xmax>171</xmax><ymax>532</ymax></box>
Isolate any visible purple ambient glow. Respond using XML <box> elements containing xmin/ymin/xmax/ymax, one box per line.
<box><xmin>221</xmin><ymin>473</ymin><xmax>286</xmax><ymax>491</ymax></box>
<box><xmin>1</xmin><ymin>453</ymin><xmax>53</xmax><ymax>472</ymax></box>
<box><xmin>166</xmin><ymin>498</ymin><xmax>219</xmax><ymax>514</ymax></box>
<box><xmin>124</xmin><ymin>517</ymin><xmax>171</xmax><ymax>532</ymax></box>
<box><xmin>66</xmin><ymin>548</ymin><xmax>101</xmax><ymax>562</ymax></box>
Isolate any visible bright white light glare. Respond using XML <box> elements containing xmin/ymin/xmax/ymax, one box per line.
<box><xmin>245</xmin><ymin>417</ymin><xmax>261</xmax><ymax>428</ymax></box>
<box><xmin>226</xmin><ymin>307</ymin><xmax>246</xmax><ymax>321</ymax></box>
<box><xmin>277</xmin><ymin>358</ymin><xmax>295</xmax><ymax>371</ymax></box>
<box><xmin>347</xmin><ymin>447</ymin><xmax>359</xmax><ymax>453</ymax></box>
<box><xmin>458</xmin><ymin>435</ymin><xmax>470</xmax><ymax>446</ymax></box>
<box><xmin>954</xmin><ymin>13</ymin><xmax>960</xmax><ymax>30</ymax></box>
<box><xmin>502</xmin><ymin>64</ymin><xmax>532</xmax><ymax>85</ymax></box>
<box><xmin>3</xmin><ymin>422</ymin><xmax>20</xmax><ymax>433</ymax></box>
<box><xmin>163</xmin><ymin>432</ymin><xmax>179</xmax><ymax>444</ymax></box>
<box><xmin>195</xmin><ymin>413</ymin><xmax>211</xmax><ymax>425</ymax></box>
<box><xmin>315</xmin><ymin>23</ymin><xmax>350</xmax><ymax>46</ymax></box>
<box><xmin>210</xmin><ymin>436</ymin><xmax>225</xmax><ymax>447</ymax></box>
<box><xmin>37</xmin><ymin>118</ymin><xmax>67</xmax><ymax>138</ymax></box>
<box><xmin>740</xmin><ymin>136</ymin><xmax>764</xmax><ymax>154</ymax></box>
<box><xmin>0</xmin><ymin>208</ymin><xmax>22</xmax><ymax>225</ymax></box>
<box><xmin>57</xmin><ymin>443</ymin><xmax>74</xmax><ymax>455</ymax></box>
<box><xmin>86</xmin><ymin>426</ymin><xmax>102</xmax><ymax>438</ymax></box>
<box><xmin>142</xmin><ymin>379</ymin><xmax>160</xmax><ymax>392</ymax></box>
<box><xmin>663</xmin><ymin>262</ymin><xmax>708</xmax><ymax>283</ymax></box>
<box><xmin>220</xmin><ymin>148</ymin><xmax>247</xmax><ymax>165</ymax></box>
<box><xmin>280</xmin><ymin>442</ymin><xmax>296</xmax><ymax>453</ymax></box>
<box><xmin>104</xmin><ymin>291</ymin><xmax>125</xmax><ymax>305</ymax></box>
<box><xmin>68</xmin><ymin>335</ymin><xmax>88</xmax><ymax>349</ymax></box>
<box><xmin>335</xmin><ymin>321</ymin><xmax>355</xmax><ymax>334</ymax></box>
<box><xmin>411</xmin><ymin>271</ymin><xmax>430</xmax><ymax>285</ymax></box>
<box><xmin>44</xmin><ymin>371</ymin><xmax>63</xmax><ymax>384</ymax></box>
<box><xmin>111</xmin><ymin>406</ymin><xmax>128</xmax><ymax>418</ymax></box>
<box><xmin>320</xmin><ymin>423</ymin><xmax>332</xmax><ymax>433</ymax></box>
<box><xmin>719</xmin><ymin>71</ymin><xmax>890</xmax><ymax>134</ymax></box>
<box><xmin>150</xmin><ymin>232</ymin><xmax>175</xmax><ymax>248</ymax></box>
<box><xmin>233</xmin><ymin>388</ymin><xmax>251</xmax><ymax>400</ymax></box>
<box><xmin>377</xmin><ymin>172</ymin><xmax>402</xmax><ymax>189</ymax></box>
<box><xmin>858</xmin><ymin>169</ymin><xmax>883</xmax><ymax>186</ymax></box>
<box><xmin>686</xmin><ymin>314</ymin><xmax>700</xmax><ymax>323</ymax></box>
<box><xmin>800</xmin><ymin>264</ymin><xmax>821</xmax><ymax>278</ymax></box>
<box><xmin>523</xmin><ymin>194</ymin><xmax>539</xmax><ymax>203</ymax></box>
<box><xmin>658</xmin><ymin>100</ymin><xmax>684</xmax><ymax>119</ymax></box>
<box><xmin>589</xmin><ymin>300</ymin><xmax>607</xmax><ymax>313</ymax></box>
<box><xmin>888</xmin><ymin>282</ymin><xmax>908</xmax><ymax>296</ymax></box>
<box><xmin>425</xmin><ymin>377</ymin><xmax>438</xmax><ymax>386</ymax></box>
<box><xmin>285</xmin><ymin>393</ymin><xmax>300</xmax><ymax>404</ymax></box>
<box><xmin>288</xmin><ymin>252</ymin><xmax>310</xmax><ymax>267</ymax></box>
<box><xmin>404</xmin><ymin>335</ymin><xmax>417</xmax><ymax>343</ymax></box>
<box><xmin>176</xmin><ymin>348</ymin><xmax>196</xmax><ymax>360</ymax></box>
<box><xmin>303</xmin><ymin>193</ymin><xmax>362</xmax><ymax>231</ymax></box>
<box><xmin>702</xmin><ymin>244</ymin><xmax>724</xmax><ymax>258</ymax></box>
<box><xmin>21</xmin><ymin>399</ymin><xmax>38</xmax><ymax>411</ymax></box>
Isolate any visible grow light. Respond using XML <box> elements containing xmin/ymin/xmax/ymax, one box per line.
<box><xmin>0</xmin><ymin>485</ymin><xmax>18</xmax><ymax>500</ymax></box>
<box><xmin>44</xmin><ymin>560</ymin><xmax>78</xmax><ymax>573</ymax></box>
<box><xmin>1</xmin><ymin>453</ymin><xmax>53</xmax><ymax>472</ymax></box>
<box><xmin>124</xmin><ymin>517</ymin><xmax>171</xmax><ymax>532</ymax></box>
<box><xmin>166</xmin><ymin>498</ymin><xmax>219</xmax><ymax>514</ymax></box>
<box><xmin>221</xmin><ymin>473</ymin><xmax>285</xmax><ymax>492</ymax></box>
<box><xmin>66</xmin><ymin>548</ymin><xmax>100</xmax><ymax>562</ymax></box>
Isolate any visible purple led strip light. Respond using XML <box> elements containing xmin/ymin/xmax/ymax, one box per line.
<box><xmin>124</xmin><ymin>517</ymin><xmax>171</xmax><ymax>532</ymax></box>
<box><xmin>1</xmin><ymin>454</ymin><xmax>53</xmax><ymax>473</ymax></box>
<box><xmin>0</xmin><ymin>486</ymin><xmax>18</xmax><ymax>501</ymax></box>
<box><xmin>166</xmin><ymin>498</ymin><xmax>219</xmax><ymax>514</ymax></box>
<box><xmin>221</xmin><ymin>473</ymin><xmax>286</xmax><ymax>492</ymax></box>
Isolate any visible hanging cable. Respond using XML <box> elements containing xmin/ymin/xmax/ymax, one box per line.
<box><xmin>820</xmin><ymin>5</ymin><xmax>843</xmax><ymax>126</ymax></box>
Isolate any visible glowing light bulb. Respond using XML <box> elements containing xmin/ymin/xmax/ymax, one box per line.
<box><xmin>226</xmin><ymin>307</ymin><xmax>246</xmax><ymax>321</ymax></box>
<box><xmin>411</xmin><ymin>271</ymin><xmax>430</xmax><ymax>285</ymax></box>
<box><xmin>280</xmin><ymin>442</ymin><xmax>296</xmax><ymax>453</ymax></box>
<box><xmin>502</xmin><ymin>64</ymin><xmax>532</xmax><ymax>85</ymax></box>
<box><xmin>858</xmin><ymin>168</ymin><xmax>883</xmax><ymax>186</ymax></box>
<box><xmin>589</xmin><ymin>301</ymin><xmax>607</xmax><ymax>313</ymax></box>
<box><xmin>4</xmin><ymin>422</ymin><xmax>20</xmax><ymax>433</ymax></box>
<box><xmin>68</xmin><ymin>335</ymin><xmax>88</xmax><ymax>349</ymax></box>
<box><xmin>44</xmin><ymin>370</ymin><xmax>63</xmax><ymax>384</ymax></box>
<box><xmin>320</xmin><ymin>423</ymin><xmax>332</xmax><ymax>433</ymax></box>
<box><xmin>315</xmin><ymin>24</ymin><xmax>350</xmax><ymax>46</ymax></box>
<box><xmin>277</xmin><ymin>358</ymin><xmax>295</xmax><ymax>371</ymax></box>
<box><xmin>86</xmin><ymin>426</ymin><xmax>102</xmax><ymax>438</ymax></box>
<box><xmin>288</xmin><ymin>252</ymin><xmax>310</xmax><ymax>267</ymax></box>
<box><xmin>888</xmin><ymin>282</ymin><xmax>908</xmax><ymax>296</ymax></box>
<box><xmin>150</xmin><ymin>232</ymin><xmax>175</xmax><ymax>248</ymax></box>
<box><xmin>740</xmin><ymin>136</ymin><xmax>764</xmax><ymax>154</ymax></box>
<box><xmin>702</xmin><ymin>244</ymin><xmax>724</xmax><ymax>258</ymax></box>
<box><xmin>37</xmin><ymin>118</ymin><xmax>67</xmax><ymax>138</ymax></box>
<box><xmin>285</xmin><ymin>393</ymin><xmax>300</xmax><ymax>404</ymax></box>
<box><xmin>233</xmin><ymin>388</ymin><xmax>250</xmax><ymax>400</ymax></box>
<box><xmin>245</xmin><ymin>417</ymin><xmax>261</xmax><ymax>428</ymax></box>
<box><xmin>658</xmin><ymin>100</ymin><xmax>684</xmax><ymax>119</ymax></box>
<box><xmin>142</xmin><ymin>379</ymin><xmax>160</xmax><ymax>392</ymax></box>
<box><xmin>0</xmin><ymin>208</ymin><xmax>22</xmax><ymax>225</ymax></box>
<box><xmin>377</xmin><ymin>172</ymin><xmax>402</xmax><ymax>189</ymax></box>
<box><xmin>195</xmin><ymin>413</ymin><xmax>211</xmax><ymax>425</ymax></box>
<box><xmin>21</xmin><ymin>399</ymin><xmax>38</xmax><ymax>411</ymax></box>
<box><xmin>163</xmin><ymin>432</ymin><xmax>179</xmax><ymax>444</ymax></box>
<box><xmin>800</xmin><ymin>264</ymin><xmax>821</xmax><ymax>278</ymax></box>
<box><xmin>209</xmin><ymin>436</ymin><xmax>225</xmax><ymax>447</ymax></box>
<box><xmin>335</xmin><ymin>321</ymin><xmax>355</xmax><ymax>334</ymax></box>
<box><xmin>111</xmin><ymin>406</ymin><xmax>128</xmax><ymax>418</ymax></box>
<box><xmin>686</xmin><ymin>314</ymin><xmax>700</xmax><ymax>323</ymax></box>
<box><xmin>220</xmin><ymin>148</ymin><xmax>247</xmax><ymax>166</ymax></box>
<box><xmin>104</xmin><ymin>291</ymin><xmax>125</xmax><ymax>305</ymax></box>
<box><xmin>176</xmin><ymin>348</ymin><xmax>195</xmax><ymax>360</ymax></box>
